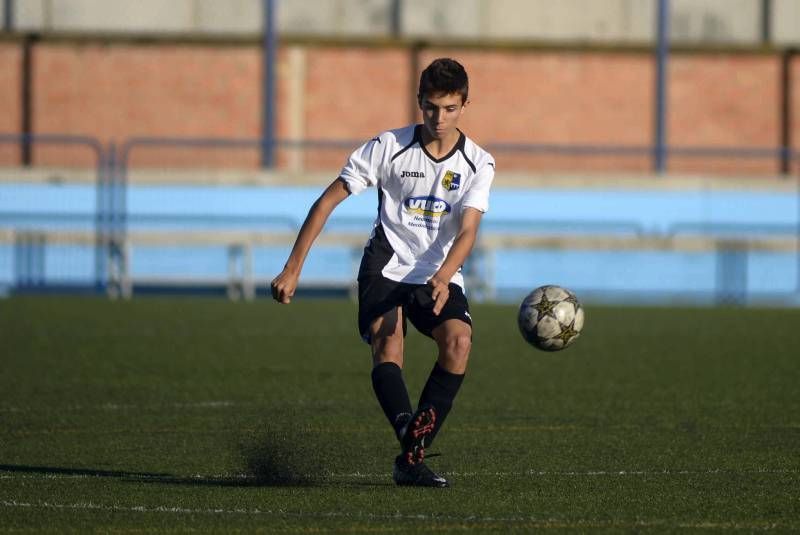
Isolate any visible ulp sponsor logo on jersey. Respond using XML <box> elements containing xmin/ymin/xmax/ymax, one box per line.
<box><xmin>404</xmin><ymin>196</ymin><xmax>451</xmax><ymax>217</ymax></box>
<box><xmin>441</xmin><ymin>170</ymin><xmax>461</xmax><ymax>191</ymax></box>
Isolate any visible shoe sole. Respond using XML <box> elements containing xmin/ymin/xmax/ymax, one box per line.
<box><xmin>395</xmin><ymin>475</ymin><xmax>449</xmax><ymax>488</ymax></box>
<box><xmin>403</xmin><ymin>407</ymin><xmax>436</xmax><ymax>466</ymax></box>
<box><xmin>393</xmin><ymin>454</ymin><xmax>450</xmax><ymax>488</ymax></box>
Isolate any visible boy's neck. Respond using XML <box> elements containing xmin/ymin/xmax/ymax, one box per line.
<box><xmin>420</xmin><ymin>127</ymin><xmax>460</xmax><ymax>159</ymax></box>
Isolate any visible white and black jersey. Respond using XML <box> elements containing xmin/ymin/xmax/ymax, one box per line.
<box><xmin>339</xmin><ymin>124</ymin><xmax>495</xmax><ymax>289</ymax></box>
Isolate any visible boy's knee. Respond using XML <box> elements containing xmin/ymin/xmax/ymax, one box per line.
<box><xmin>441</xmin><ymin>333</ymin><xmax>471</xmax><ymax>365</ymax></box>
<box><xmin>372</xmin><ymin>335</ymin><xmax>404</xmax><ymax>366</ymax></box>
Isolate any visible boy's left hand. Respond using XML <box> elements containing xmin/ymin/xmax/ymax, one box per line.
<box><xmin>428</xmin><ymin>276</ymin><xmax>450</xmax><ymax>316</ymax></box>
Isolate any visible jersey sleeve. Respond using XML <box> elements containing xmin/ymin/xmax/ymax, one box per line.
<box><xmin>338</xmin><ymin>135</ymin><xmax>387</xmax><ymax>195</ymax></box>
<box><xmin>462</xmin><ymin>158</ymin><xmax>495</xmax><ymax>213</ymax></box>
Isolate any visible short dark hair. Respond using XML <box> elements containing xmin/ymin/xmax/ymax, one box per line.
<box><xmin>417</xmin><ymin>58</ymin><xmax>469</xmax><ymax>104</ymax></box>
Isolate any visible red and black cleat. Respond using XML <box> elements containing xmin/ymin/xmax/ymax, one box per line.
<box><xmin>401</xmin><ymin>406</ymin><xmax>436</xmax><ymax>466</ymax></box>
<box><xmin>392</xmin><ymin>453</ymin><xmax>449</xmax><ymax>487</ymax></box>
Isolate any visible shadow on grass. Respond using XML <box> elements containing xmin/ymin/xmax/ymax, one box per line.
<box><xmin>236</xmin><ymin>419</ymin><xmax>326</xmax><ymax>487</ymax></box>
<box><xmin>0</xmin><ymin>464</ymin><xmax>173</xmax><ymax>480</ymax></box>
<box><xmin>0</xmin><ymin>419</ymin><xmax>384</xmax><ymax>488</ymax></box>
<box><xmin>0</xmin><ymin>462</ymin><xmax>317</xmax><ymax>487</ymax></box>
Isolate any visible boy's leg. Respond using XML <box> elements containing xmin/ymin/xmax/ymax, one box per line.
<box><xmin>405</xmin><ymin>284</ymin><xmax>472</xmax><ymax>448</ymax></box>
<box><xmin>369</xmin><ymin>309</ymin><xmax>448</xmax><ymax>487</ymax></box>
<box><xmin>419</xmin><ymin>319</ymin><xmax>470</xmax><ymax>446</ymax></box>
<box><xmin>392</xmin><ymin>319</ymin><xmax>468</xmax><ymax>488</ymax></box>
<box><xmin>369</xmin><ymin>306</ymin><xmax>413</xmax><ymax>440</ymax></box>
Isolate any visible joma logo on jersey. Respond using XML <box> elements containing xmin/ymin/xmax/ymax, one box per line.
<box><xmin>441</xmin><ymin>170</ymin><xmax>461</xmax><ymax>191</ymax></box>
<box><xmin>404</xmin><ymin>196</ymin><xmax>451</xmax><ymax>217</ymax></box>
<box><xmin>401</xmin><ymin>170</ymin><xmax>426</xmax><ymax>178</ymax></box>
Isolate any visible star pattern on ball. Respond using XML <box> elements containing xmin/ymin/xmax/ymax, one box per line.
<box><xmin>555</xmin><ymin>320</ymin><xmax>580</xmax><ymax>345</ymax></box>
<box><xmin>533</xmin><ymin>293</ymin><xmax>558</xmax><ymax>321</ymax></box>
<box><xmin>564</xmin><ymin>293</ymin><xmax>580</xmax><ymax>310</ymax></box>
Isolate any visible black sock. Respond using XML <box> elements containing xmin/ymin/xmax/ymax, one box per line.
<box><xmin>371</xmin><ymin>362</ymin><xmax>413</xmax><ymax>440</ymax></box>
<box><xmin>418</xmin><ymin>362</ymin><xmax>465</xmax><ymax>447</ymax></box>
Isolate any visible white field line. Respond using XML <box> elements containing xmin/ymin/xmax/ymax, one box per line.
<box><xmin>3</xmin><ymin>404</ymin><xmax>800</xmax><ymax>432</ymax></box>
<box><xmin>3</xmin><ymin>403</ymin><xmax>799</xmax><ymax>434</ymax></box>
<box><xmin>0</xmin><ymin>499</ymin><xmax>793</xmax><ymax>530</ymax></box>
<box><xmin>3</xmin><ymin>404</ymin><xmax>800</xmax><ymax>433</ymax></box>
<box><xmin>1</xmin><ymin>468</ymin><xmax>797</xmax><ymax>482</ymax></box>
<box><xmin>0</xmin><ymin>401</ymin><xmax>240</xmax><ymax>413</ymax></box>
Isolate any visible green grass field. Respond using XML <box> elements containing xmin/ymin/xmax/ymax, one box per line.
<box><xmin>2</xmin><ymin>296</ymin><xmax>799</xmax><ymax>532</ymax></box>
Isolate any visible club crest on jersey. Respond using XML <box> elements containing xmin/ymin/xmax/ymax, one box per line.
<box><xmin>404</xmin><ymin>196</ymin><xmax>451</xmax><ymax>217</ymax></box>
<box><xmin>441</xmin><ymin>170</ymin><xmax>461</xmax><ymax>191</ymax></box>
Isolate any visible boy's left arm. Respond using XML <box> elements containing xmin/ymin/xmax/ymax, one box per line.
<box><xmin>428</xmin><ymin>207</ymin><xmax>483</xmax><ymax>315</ymax></box>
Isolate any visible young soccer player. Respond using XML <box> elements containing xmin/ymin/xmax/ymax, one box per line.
<box><xmin>271</xmin><ymin>58</ymin><xmax>495</xmax><ymax>487</ymax></box>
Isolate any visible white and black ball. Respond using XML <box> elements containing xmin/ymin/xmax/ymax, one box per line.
<box><xmin>518</xmin><ymin>285</ymin><xmax>584</xmax><ymax>351</ymax></box>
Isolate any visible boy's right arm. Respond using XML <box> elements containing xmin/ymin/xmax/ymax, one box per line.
<box><xmin>270</xmin><ymin>178</ymin><xmax>351</xmax><ymax>304</ymax></box>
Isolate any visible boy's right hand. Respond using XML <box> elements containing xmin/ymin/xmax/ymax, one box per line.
<box><xmin>270</xmin><ymin>270</ymin><xmax>299</xmax><ymax>304</ymax></box>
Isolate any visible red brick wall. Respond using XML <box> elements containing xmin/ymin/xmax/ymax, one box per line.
<box><xmin>302</xmin><ymin>46</ymin><xmax>411</xmax><ymax>170</ymax></box>
<box><xmin>669</xmin><ymin>54</ymin><xmax>781</xmax><ymax>174</ymax></box>
<box><xmin>0</xmin><ymin>43</ymin><xmax>21</xmax><ymax>165</ymax></box>
<box><xmin>794</xmin><ymin>56</ymin><xmax>800</xmax><ymax>175</ymax></box>
<box><xmin>0</xmin><ymin>39</ymin><xmax>796</xmax><ymax>175</ymax></box>
<box><xmin>31</xmin><ymin>42</ymin><xmax>264</xmax><ymax>167</ymax></box>
<box><xmin>426</xmin><ymin>49</ymin><xmax>654</xmax><ymax>172</ymax></box>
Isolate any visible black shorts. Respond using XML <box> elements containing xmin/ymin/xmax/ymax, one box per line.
<box><xmin>357</xmin><ymin>274</ymin><xmax>472</xmax><ymax>344</ymax></box>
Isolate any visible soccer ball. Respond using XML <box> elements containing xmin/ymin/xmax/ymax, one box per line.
<box><xmin>518</xmin><ymin>285</ymin><xmax>584</xmax><ymax>351</ymax></box>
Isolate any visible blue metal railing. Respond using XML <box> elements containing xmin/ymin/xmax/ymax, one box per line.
<box><xmin>485</xmin><ymin>141</ymin><xmax>800</xmax><ymax>164</ymax></box>
<box><xmin>1</xmin><ymin>133</ymin><xmax>799</xmax><ymax>302</ymax></box>
<box><xmin>0</xmin><ymin>133</ymin><xmax>110</xmax><ymax>291</ymax></box>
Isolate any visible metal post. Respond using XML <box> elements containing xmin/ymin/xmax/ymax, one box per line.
<box><xmin>3</xmin><ymin>0</ymin><xmax>13</xmax><ymax>31</ymax></box>
<box><xmin>761</xmin><ymin>0</ymin><xmax>772</xmax><ymax>45</ymax></box>
<box><xmin>654</xmin><ymin>0</ymin><xmax>670</xmax><ymax>173</ymax></box>
<box><xmin>21</xmin><ymin>34</ymin><xmax>34</xmax><ymax>166</ymax></box>
<box><xmin>716</xmin><ymin>243</ymin><xmax>748</xmax><ymax>305</ymax></box>
<box><xmin>390</xmin><ymin>0</ymin><xmax>402</xmax><ymax>38</ymax></box>
<box><xmin>261</xmin><ymin>0</ymin><xmax>277</xmax><ymax>168</ymax></box>
<box><xmin>107</xmin><ymin>141</ymin><xmax>129</xmax><ymax>298</ymax></box>
<box><xmin>409</xmin><ymin>41</ymin><xmax>421</xmax><ymax>124</ymax></box>
<box><xmin>780</xmin><ymin>49</ymin><xmax>794</xmax><ymax>175</ymax></box>
<box><xmin>95</xmin><ymin>143</ymin><xmax>114</xmax><ymax>292</ymax></box>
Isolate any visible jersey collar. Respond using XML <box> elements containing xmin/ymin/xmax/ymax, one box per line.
<box><xmin>415</xmin><ymin>125</ymin><xmax>466</xmax><ymax>164</ymax></box>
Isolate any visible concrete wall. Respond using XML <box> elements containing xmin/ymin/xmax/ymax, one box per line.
<box><xmin>8</xmin><ymin>0</ymin><xmax>262</xmax><ymax>34</ymax></box>
<box><xmin>2</xmin><ymin>0</ymin><xmax>800</xmax><ymax>45</ymax></box>
<box><xmin>773</xmin><ymin>0</ymin><xmax>800</xmax><ymax>46</ymax></box>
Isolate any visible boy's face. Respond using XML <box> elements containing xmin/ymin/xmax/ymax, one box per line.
<box><xmin>418</xmin><ymin>92</ymin><xmax>466</xmax><ymax>141</ymax></box>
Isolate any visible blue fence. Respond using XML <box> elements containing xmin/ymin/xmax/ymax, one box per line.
<box><xmin>1</xmin><ymin>134</ymin><xmax>799</xmax><ymax>305</ymax></box>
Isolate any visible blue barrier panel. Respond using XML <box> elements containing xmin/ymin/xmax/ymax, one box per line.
<box><xmin>0</xmin><ymin>133</ymin><xmax>108</xmax><ymax>293</ymax></box>
<box><xmin>1</xmin><ymin>134</ymin><xmax>798</xmax><ymax>304</ymax></box>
